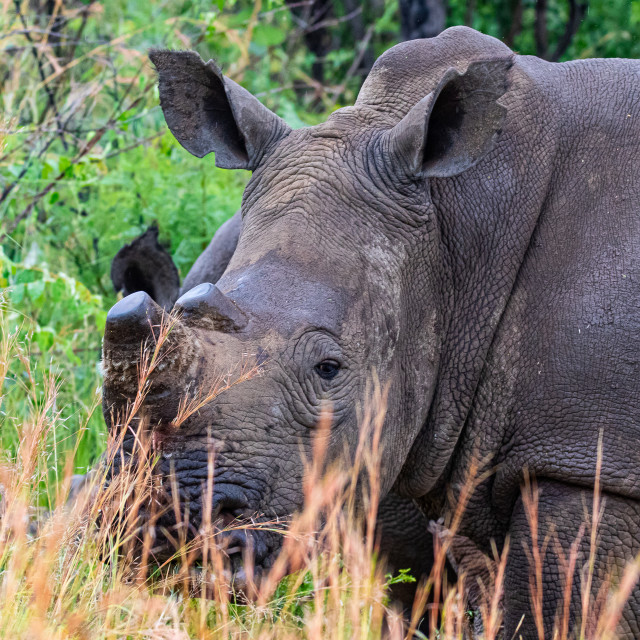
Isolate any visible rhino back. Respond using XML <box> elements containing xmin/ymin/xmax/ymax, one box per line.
<box><xmin>358</xmin><ymin>31</ymin><xmax>640</xmax><ymax>537</ymax></box>
<box><xmin>488</xmin><ymin>57</ymin><xmax>640</xmax><ymax>503</ymax></box>
<box><xmin>182</xmin><ymin>210</ymin><xmax>243</xmax><ymax>293</ymax></box>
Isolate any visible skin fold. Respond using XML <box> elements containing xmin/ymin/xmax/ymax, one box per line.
<box><xmin>102</xmin><ymin>26</ymin><xmax>640</xmax><ymax>638</ymax></box>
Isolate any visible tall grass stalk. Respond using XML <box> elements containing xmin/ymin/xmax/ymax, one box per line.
<box><xmin>0</xmin><ymin>315</ymin><xmax>639</xmax><ymax>639</ymax></box>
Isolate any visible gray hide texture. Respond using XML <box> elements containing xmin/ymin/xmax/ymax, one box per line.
<box><xmin>102</xmin><ymin>27</ymin><xmax>640</xmax><ymax>638</ymax></box>
<box><xmin>109</xmin><ymin>211</ymin><xmax>436</xmax><ymax>620</ymax></box>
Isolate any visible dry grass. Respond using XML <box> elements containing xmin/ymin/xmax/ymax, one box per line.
<box><xmin>2</xmin><ymin>3</ymin><xmax>639</xmax><ymax>637</ymax></box>
<box><xmin>0</xmin><ymin>312</ymin><xmax>639</xmax><ymax>640</ymax></box>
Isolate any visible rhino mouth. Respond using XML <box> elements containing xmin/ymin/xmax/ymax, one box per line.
<box><xmin>219</xmin><ymin>526</ymin><xmax>271</xmax><ymax>592</ymax></box>
<box><xmin>145</xmin><ymin>482</ymin><xmax>281</xmax><ymax>593</ymax></box>
<box><xmin>193</xmin><ymin>518</ymin><xmax>280</xmax><ymax>596</ymax></box>
<box><xmin>108</xmin><ymin>435</ymin><xmax>283</xmax><ymax>594</ymax></box>
<box><xmin>217</xmin><ymin>519</ymin><xmax>270</xmax><ymax>568</ymax></box>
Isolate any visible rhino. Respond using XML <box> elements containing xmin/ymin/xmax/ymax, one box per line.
<box><xmin>110</xmin><ymin>213</ymin><xmax>436</xmax><ymax>617</ymax></box>
<box><xmin>110</xmin><ymin>214</ymin><xmax>242</xmax><ymax>310</ymax></box>
<box><xmin>102</xmin><ymin>26</ymin><xmax>640</xmax><ymax>638</ymax></box>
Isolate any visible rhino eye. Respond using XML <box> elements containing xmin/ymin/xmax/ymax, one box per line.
<box><xmin>314</xmin><ymin>359</ymin><xmax>340</xmax><ymax>380</ymax></box>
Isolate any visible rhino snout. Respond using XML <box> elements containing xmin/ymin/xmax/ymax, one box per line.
<box><xmin>101</xmin><ymin>290</ymin><xmax>197</xmax><ymax>418</ymax></box>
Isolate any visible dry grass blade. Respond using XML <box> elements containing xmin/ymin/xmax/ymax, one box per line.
<box><xmin>0</xmin><ymin>305</ymin><xmax>639</xmax><ymax>638</ymax></box>
<box><xmin>171</xmin><ymin>358</ymin><xmax>263</xmax><ymax>429</ymax></box>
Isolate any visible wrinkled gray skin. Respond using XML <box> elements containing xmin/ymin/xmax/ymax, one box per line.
<box><xmin>102</xmin><ymin>27</ymin><xmax>640</xmax><ymax>638</ymax></box>
<box><xmin>111</xmin><ymin>212</ymin><xmax>433</xmax><ymax>616</ymax></box>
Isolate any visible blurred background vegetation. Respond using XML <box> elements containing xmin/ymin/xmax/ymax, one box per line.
<box><xmin>1</xmin><ymin>0</ymin><xmax>639</xmax><ymax>486</ymax></box>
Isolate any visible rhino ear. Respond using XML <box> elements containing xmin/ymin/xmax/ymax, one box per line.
<box><xmin>110</xmin><ymin>226</ymin><xmax>180</xmax><ymax>311</ymax></box>
<box><xmin>149</xmin><ymin>49</ymin><xmax>291</xmax><ymax>170</ymax></box>
<box><xmin>382</xmin><ymin>58</ymin><xmax>513</xmax><ymax>179</ymax></box>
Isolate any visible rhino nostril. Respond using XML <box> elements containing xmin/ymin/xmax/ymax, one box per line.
<box><xmin>211</xmin><ymin>484</ymin><xmax>250</xmax><ymax>521</ymax></box>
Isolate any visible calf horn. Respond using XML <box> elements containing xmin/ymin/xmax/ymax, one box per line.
<box><xmin>175</xmin><ymin>283</ymin><xmax>247</xmax><ymax>331</ymax></box>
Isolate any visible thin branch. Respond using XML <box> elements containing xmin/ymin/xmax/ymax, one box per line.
<box><xmin>0</xmin><ymin>27</ymin><xmax>87</xmax><ymax>40</ymax></box>
<box><xmin>2</xmin><ymin>72</ymin><xmax>154</xmax><ymax>234</ymax></box>
<box><xmin>505</xmin><ymin>0</ymin><xmax>524</xmax><ymax>47</ymax></box>
<box><xmin>303</xmin><ymin>6</ymin><xmax>362</xmax><ymax>34</ymax></box>
<box><xmin>535</xmin><ymin>0</ymin><xmax>549</xmax><ymax>59</ymax></box>
<box><xmin>64</xmin><ymin>6</ymin><xmax>90</xmax><ymax>67</ymax></box>
<box><xmin>5</xmin><ymin>127</ymin><xmax>106</xmax><ymax>235</ymax></box>
<box><xmin>465</xmin><ymin>0</ymin><xmax>476</xmax><ymax>27</ymax></box>
<box><xmin>328</xmin><ymin>24</ymin><xmax>374</xmax><ymax>109</ymax></box>
<box><xmin>103</xmin><ymin>131</ymin><xmax>164</xmax><ymax>159</ymax></box>
<box><xmin>260</xmin><ymin>0</ymin><xmax>313</xmax><ymax>18</ymax></box>
<box><xmin>13</xmin><ymin>0</ymin><xmax>67</xmax><ymax>148</ymax></box>
<box><xmin>552</xmin><ymin>0</ymin><xmax>588</xmax><ymax>61</ymax></box>
<box><xmin>0</xmin><ymin>135</ymin><xmax>57</xmax><ymax>207</ymax></box>
<box><xmin>0</xmin><ymin>107</ymin><xmax>156</xmax><ymax>136</ymax></box>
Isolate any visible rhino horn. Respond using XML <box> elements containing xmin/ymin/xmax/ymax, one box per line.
<box><xmin>104</xmin><ymin>290</ymin><xmax>165</xmax><ymax>345</ymax></box>
<box><xmin>175</xmin><ymin>282</ymin><xmax>246</xmax><ymax>331</ymax></box>
<box><xmin>102</xmin><ymin>291</ymin><xmax>198</xmax><ymax>418</ymax></box>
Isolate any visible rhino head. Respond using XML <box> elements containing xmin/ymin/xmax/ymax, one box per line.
<box><xmin>102</xmin><ymin>35</ymin><xmax>512</xmax><ymax>584</ymax></box>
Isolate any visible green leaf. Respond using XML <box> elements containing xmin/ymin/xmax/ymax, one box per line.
<box><xmin>384</xmin><ymin>568</ymin><xmax>416</xmax><ymax>586</ymax></box>
<box><xmin>9</xmin><ymin>283</ymin><xmax>25</xmax><ymax>305</ymax></box>
<box><xmin>27</xmin><ymin>279</ymin><xmax>45</xmax><ymax>302</ymax></box>
<box><xmin>35</xmin><ymin>326</ymin><xmax>56</xmax><ymax>352</ymax></box>
<box><xmin>58</xmin><ymin>156</ymin><xmax>72</xmax><ymax>174</ymax></box>
<box><xmin>252</xmin><ymin>23</ymin><xmax>286</xmax><ymax>47</ymax></box>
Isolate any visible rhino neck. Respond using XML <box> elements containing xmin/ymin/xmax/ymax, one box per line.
<box><xmin>395</xmin><ymin>56</ymin><xmax>561</xmax><ymax>498</ymax></box>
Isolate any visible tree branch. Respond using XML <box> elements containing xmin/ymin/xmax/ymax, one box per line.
<box><xmin>13</xmin><ymin>0</ymin><xmax>67</xmax><ymax>148</ymax></box>
<box><xmin>5</xmin><ymin>127</ymin><xmax>107</xmax><ymax>236</ymax></box>
<box><xmin>535</xmin><ymin>0</ymin><xmax>549</xmax><ymax>59</ymax></box>
<box><xmin>505</xmin><ymin>0</ymin><xmax>524</xmax><ymax>47</ymax></box>
<box><xmin>553</xmin><ymin>0</ymin><xmax>588</xmax><ymax>61</ymax></box>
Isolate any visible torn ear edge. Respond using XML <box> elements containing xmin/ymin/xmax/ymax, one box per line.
<box><xmin>380</xmin><ymin>56</ymin><xmax>515</xmax><ymax>179</ymax></box>
<box><xmin>110</xmin><ymin>225</ymin><xmax>180</xmax><ymax>310</ymax></box>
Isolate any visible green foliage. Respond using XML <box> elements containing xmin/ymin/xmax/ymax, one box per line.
<box><xmin>384</xmin><ymin>567</ymin><xmax>417</xmax><ymax>587</ymax></box>
<box><xmin>0</xmin><ymin>1</ymin><xmax>639</xmax><ymax>634</ymax></box>
<box><xmin>0</xmin><ymin>249</ymin><xmax>105</xmax><ymax>483</ymax></box>
<box><xmin>450</xmin><ymin>0</ymin><xmax>640</xmax><ymax>61</ymax></box>
<box><xmin>1</xmin><ymin>0</ymin><xmax>639</xmax><ymax>481</ymax></box>
<box><xmin>0</xmin><ymin>0</ymin><xmax>318</xmax><ymax>476</ymax></box>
